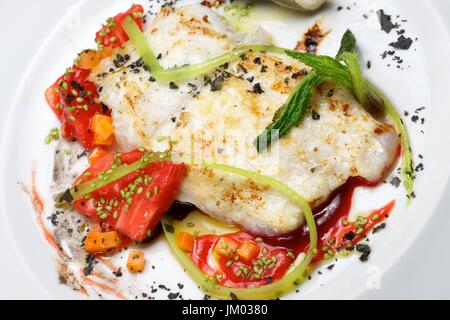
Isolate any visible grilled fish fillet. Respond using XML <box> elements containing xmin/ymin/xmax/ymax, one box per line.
<box><xmin>90</xmin><ymin>4</ymin><xmax>399</xmax><ymax>235</ymax></box>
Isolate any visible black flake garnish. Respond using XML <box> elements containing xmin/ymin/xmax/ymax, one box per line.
<box><xmin>230</xmin><ymin>292</ymin><xmax>239</xmax><ymax>300</ymax></box>
<box><xmin>389</xmin><ymin>35</ymin><xmax>413</xmax><ymax>50</ymax></box>
<box><xmin>59</xmin><ymin>188</ymin><xmax>74</xmax><ymax>204</ymax></box>
<box><xmin>312</xmin><ymin>110</ymin><xmax>321</xmax><ymax>120</ymax></box>
<box><xmin>164</xmin><ymin>223</ymin><xmax>175</xmax><ymax>233</ymax></box>
<box><xmin>169</xmin><ymin>82</ymin><xmax>179</xmax><ymax>90</ymax></box>
<box><xmin>377</xmin><ymin>10</ymin><xmax>397</xmax><ymax>34</ymax></box>
<box><xmin>343</xmin><ymin>231</ymin><xmax>356</xmax><ymax>241</ymax></box>
<box><xmin>211</xmin><ymin>76</ymin><xmax>224</xmax><ymax>92</ymax></box>
<box><xmin>356</xmin><ymin>244</ymin><xmax>371</xmax><ymax>262</ymax></box>
<box><xmin>372</xmin><ymin>223</ymin><xmax>386</xmax><ymax>234</ymax></box>
<box><xmin>390</xmin><ymin>176</ymin><xmax>401</xmax><ymax>188</ymax></box>
<box><xmin>251</xmin><ymin>83</ymin><xmax>264</xmax><ymax>94</ymax></box>
<box><xmin>168</xmin><ymin>292</ymin><xmax>180</xmax><ymax>300</ymax></box>
<box><xmin>113</xmin><ymin>268</ymin><xmax>123</xmax><ymax>277</ymax></box>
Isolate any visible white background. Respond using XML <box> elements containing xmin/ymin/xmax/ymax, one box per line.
<box><xmin>0</xmin><ymin>0</ymin><xmax>449</xmax><ymax>299</ymax></box>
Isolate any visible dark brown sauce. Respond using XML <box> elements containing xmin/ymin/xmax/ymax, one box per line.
<box><xmin>295</xmin><ymin>22</ymin><xmax>330</xmax><ymax>54</ymax></box>
<box><xmin>253</xmin><ymin>177</ymin><xmax>378</xmax><ymax>251</ymax></box>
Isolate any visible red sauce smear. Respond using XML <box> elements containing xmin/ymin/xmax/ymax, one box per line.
<box><xmin>21</xmin><ymin>169</ymin><xmax>68</xmax><ymax>259</ymax></box>
<box><xmin>187</xmin><ymin>177</ymin><xmax>395</xmax><ymax>288</ymax></box>
<box><xmin>81</xmin><ymin>277</ymin><xmax>127</xmax><ymax>300</ymax></box>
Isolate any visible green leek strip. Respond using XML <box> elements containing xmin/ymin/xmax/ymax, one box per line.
<box><xmin>122</xmin><ymin>16</ymin><xmax>284</xmax><ymax>83</ymax></box>
<box><xmin>56</xmin><ymin>151</ymin><xmax>170</xmax><ymax>207</ymax></box>
<box><xmin>155</xmin><ymin>45</ymin><xmax>285</xmax><ymax>83</ymax></box>
<box><xmin>367</xmin><ymin>82</ymin><xmax>415</xmax><ymax>203</ymax></box>
<box><xmin>163</xmin><ymin>162</ymin><xmax>318</xmax><ymax>300</ymax></box>
<box><xmin>338</xmin><ymin>52</ymin><xmax>369</xmax><ymax>107</ymax></box>
<box><xmin>122</xmin><ymin>16</ymin><xmax>162</xmax><ymax>75</ymax></box>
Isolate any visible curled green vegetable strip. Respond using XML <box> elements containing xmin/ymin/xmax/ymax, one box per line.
<box><xmin>156</xmin><ymin>45</ymin><xmax>285</xmax><ymax>83</ymax></box>
<box><xmin>163</xmin><ymin>162</ymin><xmax>318</xmax><ymax>300</ymax></box>
<box><xmin>122</xmin><ymin>15</ymin><xmax>286</xmax><ymax>83</ymax></box>
<box><xmin>367</xmin><ymin>82</ymin><xmax>415</xmax><ymax>203</ymax></box>
<box><xmin>122</xmin><ymin>16</ymin><xmax>162</xmax><ymax>75</ymax></box>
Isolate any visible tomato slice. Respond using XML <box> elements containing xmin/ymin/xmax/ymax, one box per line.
<box><xmin>115</xmin><ymin>162</ymin><xmax>186</xmax><ymax>241</ymax></box>
<box><xmin>95</xmin><ymin>4</ymin><xmax>144</xmax><ymax>49</ymax></box>
<box><xmin>45</xmin><ymin>68</ymin><xmax>109</xmax><ymax>150</ymax></box>
<box><xmin>73</xmin><ymin>150</ymin><xmax>186</xmax><ymax>242</ymax></box>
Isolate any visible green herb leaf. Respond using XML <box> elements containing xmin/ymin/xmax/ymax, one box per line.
<box><xmin>254</xmin><ymin>72</ymin><xmax>323</xmax><ymax>153</ymax></box>
<box><xmin>336</xmin><ymin>29</ymin><xmax>357</xmax><ymax>59</ymax></box>
<box><xmin>339</xmin><ymin>51</ymin><xmax>370</xmax><ymax>107</ymax></box>
<box><xmin>285</xmin><ymin>50</ymin><xmax>353</xmax><ymax>89</ymax></box>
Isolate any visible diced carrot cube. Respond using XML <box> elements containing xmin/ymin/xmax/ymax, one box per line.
<box><xmin>76</xmin><ymin>50</ymin><xmax>101</xmax><ymax>70</ymax></box>
<box><xmin>97</xmin><ymin>47</ymin><xmax>113</xmax><ymax>60</ymax></box>
<box><xmin>214</xmin><ymin>237</ymin><xmax>239</xmax><ymax>258</ymax></box>
<box><xmin>176</xmin><ymin>232</ymin><xmax>195</xmax><ymax>253</ymax></box>
<box><xmin>127</xmin><ymin>250</ymin><xmax>146</xmax><ymax>273</ymax></box>
<box><xmin>88</xmin><ymin>147</ymin><xmax>108</xmax><ymax>165</ymax></box>
<box><xmin>84</xmin><ymin>231</ymin><xmax>122</xmax><ymax>254</ymax></box>
<box><xmin>237</xmin><ymin>241</ymin><xmax>260</xmax><ymax>262</ymax></box>
<box><xmin>91</xmin><ymin>115</ymin><xmax>115</xmax><ymax>146</ymax></box>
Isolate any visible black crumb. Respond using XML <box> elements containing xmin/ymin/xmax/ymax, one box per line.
<box><xmin>168</xmin><ymin>292</ymin><xmax>180</xmax><ymax>300</ymax></box>
<box><xmin>113</xmin><ymin>268</ymin><xmax>123</xmax><ymax>278</ymax></box>
<box><xmin>312</xmin><ymin>110</ymin><xmax>321</xmax><ymax>120</ymax></box>
<box><xmin>251</xmin><ymin>83</ymin><xmax>264</xmax><ymax>94</ymax></box>
<box><xmin>169</xmin><ymin>82</ymin><xmax>179</xmax><ymax>90</ymax></box>
<box><xmin>356</xmin><ymin>244</ymin><xmax>371</xmax><ymax>262</ymax></box>
<box><xmin>372</xmin><ymin>223</ymin><xmax>386</xmax><ymax>234</ymax></box>
<box><xmin>230</xmin><ymin>292</ymin><xmax>239</xmax><ymax>300</ymax></box>
<box><xmin>158</xmin><ymin>284</ymin><xmax>170</xmax><ymax>291</ymax></box>
<box><xmin>377</xmin><ymin>9</ymin><xmax>398</xmax><ymax>33</ymax></box>
<box><xmin>390</xmin><ymin>35</ymin><xmax>413</xmax><ymax>50</ymax></box>
<box><xmin>390</xmin><ymin>176</ymin><xmax>402</xmax><ymax>188</ymax></box>
<box><xmin>211</xmin><ymin>76</ymin><xmax>224</xmax><ymax>92</ymax></box>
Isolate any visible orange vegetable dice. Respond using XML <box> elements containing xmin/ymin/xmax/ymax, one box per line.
<box><xmin>88</xmin><ymin>147</ymin><xmax>108</xmax><ymax>165</ymax></box>
<box><xmin>90</xmin><ymin>114</ymin><xmax>115</xmax><ymax>146</ymax></box>
<box><xmin>237</xmin><ymin>241</ymin><xmax>260</xmax><ymax>262</ymax></box>
<box><xmin>176</xmin><ymin>232</ymin><xmax>195</xmax><ymax>253</ymax></box>
<box><xmin>214</xmin><ymin>237</ymin><xmax>239</xmax><ymax>258</ymax></box>
<box><xmin>76</xmin><ymin>50</ymin><xmax>101</xmax><ymax>70</ymax></box>
<box><xmin>97</xmin><ymin>47</ymin><xmax>113</xmax><ymax>60</ymax></box>
<box><xmin>84</xmin><ymin>231</ymin><xmax>122</xmax><ymax>254</ymax></box>
<box><xmin>127</xmin><ymin>250</ymin><xmax>146</xmax><ymax>273</ymax></box>
<box><xmin>76</xmin><ymin>48</ymin><xmax>113</xmax><ymax>70</ymax></box>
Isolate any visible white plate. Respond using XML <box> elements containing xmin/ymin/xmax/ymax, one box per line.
<box><xmin>1</xmin><ymin>0</ymin><xmax>450</xmax><ymax>299</ymax></box>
